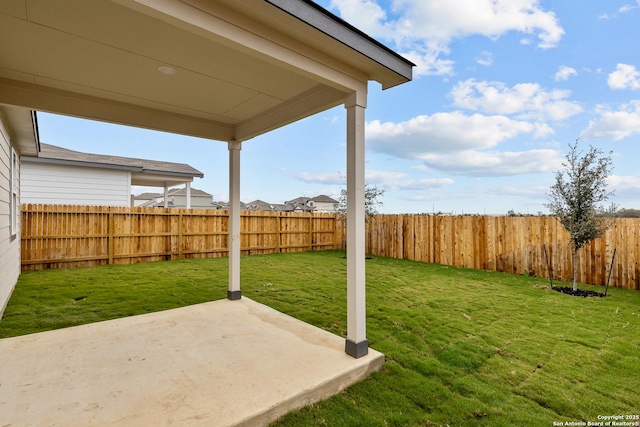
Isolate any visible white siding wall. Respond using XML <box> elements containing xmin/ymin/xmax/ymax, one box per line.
<box><xmin>0</xmin><ymin>115</ymin><xmax>20</xmax><ymax>316</ymax></box>
<box><xmin>21</xmin><ymin>163</ymin><xmax>131</xmax><ymax>206</ymax></box>
<box><xmin>315</xmin><ymin>201</ymin><xmax>337</xmax><ymax>213</ymax></box>
<box><xmin>169</xmin><ymin>194</ymin><xmax>212</xmax><ymax>208</ymax></box>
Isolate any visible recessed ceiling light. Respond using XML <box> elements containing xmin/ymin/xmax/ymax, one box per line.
<box><xmin>157</xmin><ymin>65</ymin><xmax>177</xmax><ymax>76</ymax></box>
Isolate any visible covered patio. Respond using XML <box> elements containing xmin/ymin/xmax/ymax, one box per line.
<box><xmin>0</xmin><ymin>298</ymin><xmax>384</xmax><ymax>426</ymax></box>
<box><xmin>1</xmin><ymin>0</ymin><xmax>412</xmax><ymax>358</ymax></box>
<box><xmin>0</xmin><ymin>0</ymin><xmax>412</xmax><ymax>423</ymax></box>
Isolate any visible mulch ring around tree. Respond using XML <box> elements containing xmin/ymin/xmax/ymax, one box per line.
<box><xmin>552</xmin><ymin>286</ymin><xmax>606</xmax><ymax>298</ymax></box>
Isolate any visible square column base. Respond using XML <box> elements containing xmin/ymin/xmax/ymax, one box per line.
<box><xmin>345</xmin><ymin>339</ymin><xmax>368</xmax><ymax>358</ymax></box>
<box><xmin>227</xmin><ymin>290</ymin><xmax>242</xmax><ymax>301</ymax></box>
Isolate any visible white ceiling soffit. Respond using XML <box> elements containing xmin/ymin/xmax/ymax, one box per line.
<box><xmin>0</xmin><ymin>0</ymin><xmax>412</xmax><ymax>142</ymax></box>
<box><xmin>0</xmin><ymin>104</ymin><xmax>39</xmax><ymax>156</ymax></box>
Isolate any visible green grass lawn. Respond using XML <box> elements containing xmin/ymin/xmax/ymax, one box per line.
<box><xmin>1</xmin><ymin>251</ymin><xmax>639</xmax><ymax>426</ymax></box>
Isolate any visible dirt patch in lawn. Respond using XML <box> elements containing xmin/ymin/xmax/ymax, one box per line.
<box><xmin>552</xmin><ymin>286</ymin><xmax>606</xmax><ymax>298</ymax></box>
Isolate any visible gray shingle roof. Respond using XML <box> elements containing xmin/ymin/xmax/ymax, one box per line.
<box><xmin>285</xmin><ymin>197</ymin><xmax>310</xmax><ymax>204</ymax></box>
<box><xmin>167</xmin><ymin>187</ymin><xmax>212</xmax><ymax>196</ymax></box>
<box><xmin>134</xmin><ymin>192</ymin><xmax>161</xmax><ymax>200</ymax></box>
<box><xmin>311</xmin><ymin>195</ymin><xmax>338</xmax><ymax>203</ymax></box>
<box><xmin>36</xmin><ymin>143</ymin><xmax>204</xmax><ymax>178</ymax></box>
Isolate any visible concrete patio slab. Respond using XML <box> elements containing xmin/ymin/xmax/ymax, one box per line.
<box><xmin>0</xmin><ymin>297</ymin><xmax>384</xmax><ymax>426</ymax></box>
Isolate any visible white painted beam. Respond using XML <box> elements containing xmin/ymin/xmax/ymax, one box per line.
<box><xmin>164</xmin><ymin>185</ymin><xmax>169</xmax><ymax>209</ymax></box>
<box><xmin>0</xmin><ymin>78</ymin><xmax>235</xmax><ymax>142</ymax></box>
<box><xmin>228</xmin><ymin>140</ymin><xmax>242</xmax><ymax>300</ymax></box>
<box><xmin>185</xmin><ymin>182</ymin><xmax>191</xmax><ymax>209</ymax></box>
<box><xmin>344</xmin><ymin>89</ymin><xmax>367</xmax><ymax>358</ymax></box>
<box><xmin>235</xmin><ymin>85</ymin><xmax>345</xmax><ymax>142</ymax></box>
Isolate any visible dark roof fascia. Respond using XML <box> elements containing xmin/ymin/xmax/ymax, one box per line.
<box><xmin>31</xmin><ymin>111</ymin><xmax>42</xmax><ymax>154</ymax></box>
<box><xmin>21</xmin><ymin>155</ymin><xmax>143</xmax><ymax>172</ymax></box>
<box><xmin>264</xmin><ymin>0</ymin><xmax>414</xmax><ymax>87</ymax></box>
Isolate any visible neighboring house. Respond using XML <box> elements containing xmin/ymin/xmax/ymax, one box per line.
<box><xmin>211</xmin><ymin>201</ymin><xmax>233</xmax><ymax>210</ymax></box>
<box><xmin>283</xmin><ymin>197</ymin><xmax>317</xmax><ymax>213</ymax></box>
<box><xmin>247</xmin><ymin>195</ymin><xmax>339</xmax><ymax>213</ymax></box>
<box><xmin>21</xmin><ymin>143</ymin><xmax>203</xmax><ymax>207</ymax></box>
<box><xmin>0</xmin><ymin>106</ymin><xmax>39</xmax><ymax>316</ymax></box>
<box><xmin>135</xmin><ymin>187</ymin><xmax>221</xmax><ymax>209</ymax></box>
<box><xmin>310</xmin><ymin>195</ymin><xmax>339</xmax><ymax>213</ymax></box>
<box><xmin>244</xmin><ymin>199</ymin><xmax>281</xmax><ymax>212</ymax></box>
<box><xmin>284</xmin><ymin>195</ymin><xmax>339</xmax><ymax>213</ymax></box>
<box><xmin>133</xmin><ymin>192</ymin><xmax>161</xmax><ymax>207</ymax></box>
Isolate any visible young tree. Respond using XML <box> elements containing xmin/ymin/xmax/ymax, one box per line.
<box><xmin>337</xmin><ymin>184</ymin><xmax>386</xmax><ymax>222</ymax></box>
<box><xmin>545</xmin><ymin>140</ymin><xmax>618</xmax><ymax>291</ymax></box>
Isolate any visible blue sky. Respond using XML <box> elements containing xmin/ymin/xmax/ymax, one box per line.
<box><xmin>37</xmin><ymin>0</ymin><xmax>640</xmax><ymax>214</ymax></box>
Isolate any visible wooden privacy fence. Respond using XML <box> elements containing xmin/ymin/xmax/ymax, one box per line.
<box><xmin>20</xmin><ymin>205</ymin><xmax>339</xmax><ymax>270</ymax></box>
<box><xmin>20</xmin><ymin>206</ymin><xmax>640</xmax><ymax>290</ymax></box>
<box><xmin>337</xmin><ymin>215</ymin><xmax>639</xmax><ymax>290</ymax></box>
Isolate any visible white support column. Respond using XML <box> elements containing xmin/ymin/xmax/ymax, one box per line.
<box><xmin>185</xmin><ymin>182</ymin><xmax>191</xmax><ymax>209</ymax></box>
<box><xmin>163</xmin><ymin>185</ymin><xmax>169</xmax><ymax>208</ymax></box>
<box><xmin>228</xmin><ymin>140</ymin><xmax>242</xmax><ymax>300</ymax></box>
<box><xmin>345</xmin><ymin>89</ymin><xmax>368</xmax><ymax>358</ymax></box>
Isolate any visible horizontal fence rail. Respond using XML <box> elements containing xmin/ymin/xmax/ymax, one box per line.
<box><xmin>20</xmin><ymin>205</ymin><xmax>339</xmax><ymax>270</ymax></box>
<box><xmin>336</xmin><ymin>215</ymin><xmax>638</xmax><ymax>291</ymax></box>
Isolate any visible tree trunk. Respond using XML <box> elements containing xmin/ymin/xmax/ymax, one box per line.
<box><xmin>573</xmin><ymin>245</ymin><xmax>578</xmax><ymax>291</ymax></box>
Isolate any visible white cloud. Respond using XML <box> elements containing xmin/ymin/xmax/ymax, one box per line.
<box><xmin>607</xmin><ymin>175</ymin><xmax>640</xmax><ymax>191</ymax></box>
<box><xmin>328</xmin><ymin>0</ymin><xmax>391</xmax><ymax>38</ymax></box>
<box><xmin>495</xmin><ymin>185</ymin><xmax>549</xmax><ymax>197</ymax></box>
<box><xmin>619</xmin><ymin>0</ymin><xmax>640</xmax><ymax>13</ymax></box>
<box><xmin>476</xmin><ymin>51</ymin><xmax>493</xmax><ymax>66</ymax></box>
<box><xmin>420</xmin><ymin>149</ymin><xmax>563</xmax><ymax>176</ymax></box>
<box><xmin>599</xmin><ymin>1</ymin><xmax>639</xmax><ymax>18</ymax></box>
<box><xmin>367</xmin><ymin>111</ymin><xmax>543</xmax><ymax>159</ymax></box>
<box><xmin>581</xmin><ymin>100</ymin><xmax>640</xmax><ymax>140</ymax></box>
<box><xmin>295</xmin><ymin>169</ymin><xmax>454</xmax><ymax>191</ymax></box>
<box><xmin>366</xmin><ymin>111</ymin><xmax>563</xmax><ymax>177</ymax></box>
<box><xmin>364</xmin><ymin>170</ymin><xmax>408</xmax><ymax>183</ymax></box>
<box><xmin>450</xmin><ymin>79</ymin><xmax>583</xmax><ymax>121</ymax></box>
<box><xmin>607</xmin><ymin>64</ymin><xmax>640</xmax><ymax>90</ymax></box>
<box><xmin>294</xmin><ymin>172</ymin><xmax>343</xmax><ymax>185</ymax></box>
<box><xmin>366</xmin><ymin>170</ymin><xmax>455</xmax><ymax>190</ymax></box>
<box><xmin>401</xmin><ymin>43</ymin><xmax>455</xmax><ymax>76</ymax></box>
<box><xmin>554</xmin><ymin>65</ymin><xmax>577</xmax><ymax>81</ymax></box>
<box><xmin>323</xmin><ymin>115</ymin><xmax>341</xmax><ymax>124</ymax></box>
<box><xmin>329</xmin><ymin>0</ymin><xmax>564</xmax><ymax>75</ymax></box>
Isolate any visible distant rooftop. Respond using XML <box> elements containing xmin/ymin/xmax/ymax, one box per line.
<box><xmin>311</xmin><ymin>195</ymin><xmax>339</xmax><ymax>203</ymax></box>
<box><xmin>134</xmin><ymin>188</ymin><xmax>213</xmax><ymax>200</ymax></box>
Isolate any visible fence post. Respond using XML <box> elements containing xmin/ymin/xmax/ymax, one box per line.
<box><xmin>108</xmin><ymin>211</ymin><xmax>114</xmax><ymax>265</ymax></box>
<box><xmin>309</xmin><ymin>216</ymin><xmax>313</xmax><ymax>251</ymax></box>
<box><xmin>275</xmin><ymin>214</ymin><xmax>281</xmax><ymax>253</ymax></box>
<box><xmin>178</xmin><ymin>213</ymin><xmax>183</xmax><ymax>260</ymax></box>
